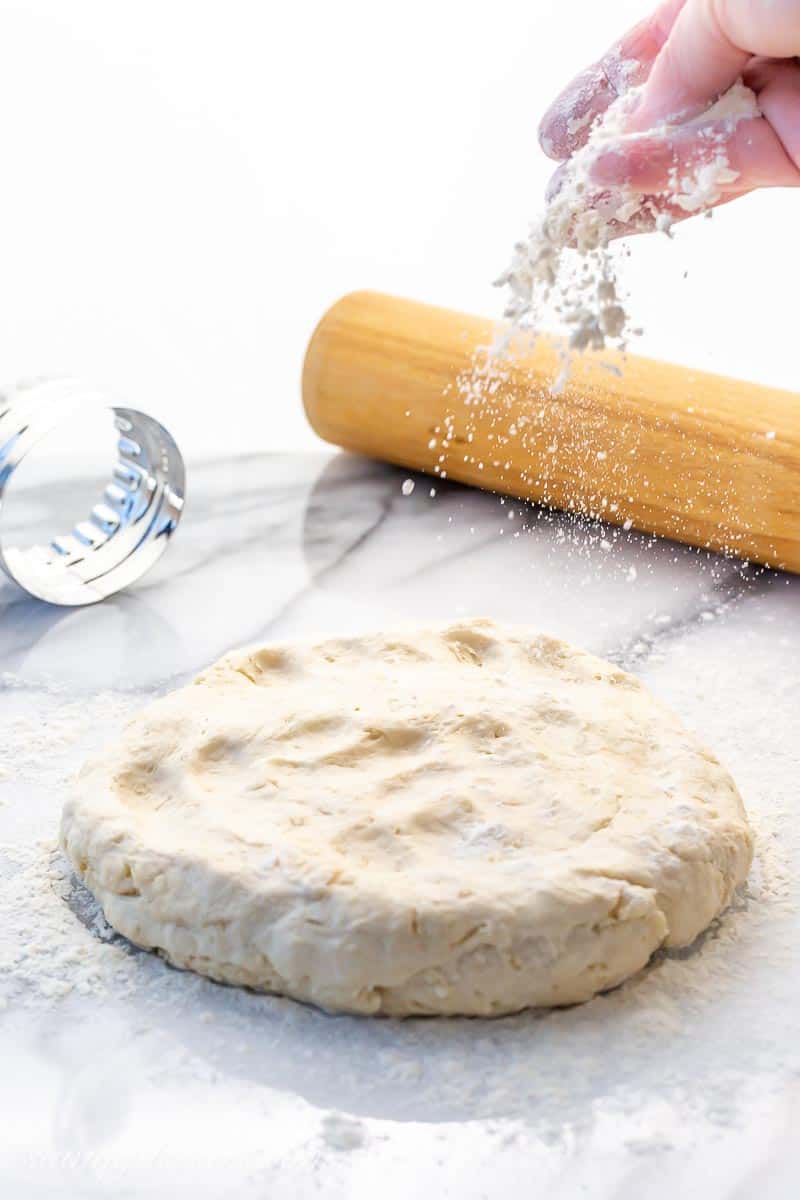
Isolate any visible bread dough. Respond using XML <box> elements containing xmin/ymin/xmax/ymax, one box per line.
<box><xmin>60</xmin><ymin>620</ymin><xmax>752</xmax><ymax>1016</ymax></box>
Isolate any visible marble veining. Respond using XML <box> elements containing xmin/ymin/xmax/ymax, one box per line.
<box><xmin>1</xmin><ymin>452</ymin><xmax>798</xmax><ymax>1199</ymax></box>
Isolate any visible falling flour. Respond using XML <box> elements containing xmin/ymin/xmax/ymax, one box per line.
<box><xmin>422</xmin><ymin>79</ymin><xmax>763</xmax><ymax>526</ymax></box>
<box><xmin>495</xmin><ymin>79</ymin><xmax>761</xmax><ymax>381</ymax></box>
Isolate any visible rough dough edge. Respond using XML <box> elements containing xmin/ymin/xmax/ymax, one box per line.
<box><xmin>60</xmin><ymin>619</ymin><xmax>753</xmax><ymax>1018</ymax></box>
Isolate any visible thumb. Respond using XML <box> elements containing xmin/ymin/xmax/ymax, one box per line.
<box><xmin>631</xmin><ymin>0</ymin><xmax>800</xmax><ymax>129</ymax></box>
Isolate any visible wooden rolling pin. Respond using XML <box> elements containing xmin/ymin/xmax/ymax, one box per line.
<box><xmin>303</xmin><ymin>291</ymin><xmax>800</xmax><ymax>573</ymax></box>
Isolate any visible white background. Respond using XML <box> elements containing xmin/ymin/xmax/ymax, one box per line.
<box><xmin>0</xmin><ymin>0</ymin><xmax>794</xmax><ymax>459</ymax></box>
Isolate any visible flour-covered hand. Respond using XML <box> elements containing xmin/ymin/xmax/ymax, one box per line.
<box><xmin>540</xmin><ymin>0</ymin><xmax>800</xmax><ymax>229</ymax></box>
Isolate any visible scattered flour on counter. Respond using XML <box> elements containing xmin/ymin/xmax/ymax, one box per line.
<box><xmin>0</xmin><ymin>839</ymin><xmax>141</xmax><ymax>1007</ymax></box>
<box><xmin>1</xmin><ymin>633</ymin><xmax>797</xmax><ymax>1131</ymax></box>
<box><xmin>320</xmin><ymin>1113</ymin><xmax>368</xmax><ymax>1153</ymax></box>
<box><xmin>0</xmin><ymin>678</ymin><xmax>145</xmax><ymax>1008</ymax></box>
<box><xmin>2</xmin><ymin>644</ymin><xmax>791</xmax><ymax>1026</ymax></box>
<box><xmin>495</xmin><ymin>79</ymin><xmax>760</xmax><ymax>382</ymax></box>
<box><xmin>0</xmin><ymin>677</ymin><xmax>141</xmax><ymax>785</ymax></box>
<box><xmin>0</xmin><ymin>769</ymin><xmax>791</xmax><ymax>1032</ymax></box>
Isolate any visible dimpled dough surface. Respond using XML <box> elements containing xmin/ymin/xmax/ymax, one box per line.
<box><xmin>60</xmin><ymin>620</ymin><xmax>753</xmax><ymax>1017</ymax></box>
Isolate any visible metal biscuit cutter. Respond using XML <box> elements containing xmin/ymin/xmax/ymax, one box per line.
<box><xmin>0</xmin><ymin>379</ymin><xmax>185</xmax><ymax>606</ymax></box>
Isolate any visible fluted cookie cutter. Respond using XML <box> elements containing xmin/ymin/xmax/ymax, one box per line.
<box><xmin>0</xmin><ymin>379</ymin><xmax>185</xmax><ymax>606</ymax></box>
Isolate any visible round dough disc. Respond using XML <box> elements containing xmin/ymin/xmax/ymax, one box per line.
<box><xmin>61</xmin><ymin>620</ymin><xmax>752</xmax><ymax>1016</ymax></box>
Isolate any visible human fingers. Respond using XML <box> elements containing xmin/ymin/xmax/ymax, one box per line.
<box><xmin>589</xmin><ymin>114</ymin><xmax>800</xmax><ymax>200</ymax></box>
<box><xmin>745</xmin><ymin>56</ymin><xmax>800</xmax><ymax>171</ymax></box>
<box><xmin>540</xmin><ymin>167</ymin><xmax>752</xmax><ymax>244</ymax></box>
<box><xmin>603</xmin><ymin>186</ymin><xmax>753</xmax><ymax>238</ymax></box>
<box><xmin>538</xmin><ymin>0</ymin><xmax>688</xmax><ymax>160</ymax></box>
<box><xmin>631</xmin><ymin>0</ymin><xmax>800</xmax><ymax>130</ymax></box>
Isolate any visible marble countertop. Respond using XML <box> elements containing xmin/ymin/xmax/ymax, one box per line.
<box><xmin>2</xmin><ymin>451</ymin><xmax>799</xmax><ymax>1199</ymax></box>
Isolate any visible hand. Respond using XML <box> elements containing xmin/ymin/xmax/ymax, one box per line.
<box><xmin>539</xmin><ymin>0</ymin><xmax>800</xmax><ymax>230</ymax></box>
